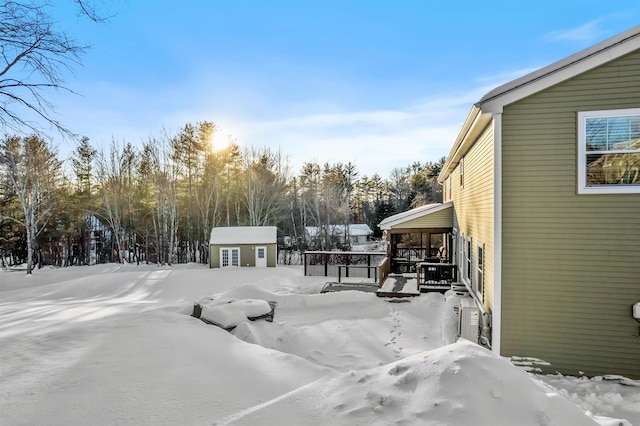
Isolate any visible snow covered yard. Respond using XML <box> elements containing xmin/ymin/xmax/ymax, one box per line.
<box><xmin>1</xmin><ymin>264</ymin><xmax>638</xmax><ymax>425</ymax></box>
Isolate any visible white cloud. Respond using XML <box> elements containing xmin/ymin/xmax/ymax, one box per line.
<box><xmin>51</xmin><ymin>68</ymin><xmax>493</xmax><ymax>179</ymax></box>
<box><xmin>231</xmin><ymin>92</ymin><xmax>478</xmax><ymax>178</ymax></box>
<box><xmin>544</xmin><ymin>20</ymin><xmax>608</xmax><ymax>43</ymax></box>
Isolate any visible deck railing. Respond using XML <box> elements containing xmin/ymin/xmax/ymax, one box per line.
<box><xmin>303</xmin><ymin>251</ymin><xmax>388</xmax><ymax>284</ymax></box>
<box><xmin>416</xmin><ymin>262</ymin><xmax>458</xmax><ymax>293</ymax></box>
<box><xmin>378</xmin><ymin>257</ymin><xmax>390</xmax><ymax>287</ymax></box>
<box><xmin>416</xmin><ymin>262</ymin><xmax>457</xmax><ymax>284</ymax></box>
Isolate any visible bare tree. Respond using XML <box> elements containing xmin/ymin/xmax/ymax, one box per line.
<box><xmin>244</xmin><ymin>146</ymin><xmax>289</xmax><ymax>227</ymax></box>
<box><xmin>0</xmin><ymin>1</ymin><xmax>113</xmax><ymax>136</ymax></box>
<box><xmin>0</xmin><ymin>135</ymin><xmax>62</xmax><ymax>274</ymax></box>
<box><xmin>94</xmin><ymin>140</ymin><xmax>127</xmax><ymax>263</ymax></box>
<box><xmin>143</xmin><ymin>137</ymin><xmax>180</xmax><ymax>266</ymax></box>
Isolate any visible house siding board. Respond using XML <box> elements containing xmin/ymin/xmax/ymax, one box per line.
<box><xmin>500</xmin><ymin>50</ymin><xmax>640</xmax><ymax>378</ymax></box>
<box><xmin>450</xmin><ymin>123</ymin><xmax>495</xmax><ymax>311</ymax></box>
<box><xmin>210</xmin><ymin>245</ymin><xmax>220</xmax><ymax>268</ymax></box>
<box><xmin>390</xmin><ymin>208</ymin><xmax>453</xmax><ymax>229</ymax></box>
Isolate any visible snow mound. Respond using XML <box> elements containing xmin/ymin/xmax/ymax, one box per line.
<box><xmin>200</xmin><ymin>299</ymin><xmax>273</xmax><ymax>328</ymax></box>
<box><xmin>322</xmin><ymin>340</ymin><xmax>599</xmax><ymax>426</ymax></box>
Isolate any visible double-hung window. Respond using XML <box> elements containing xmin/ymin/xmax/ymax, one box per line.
<box><xmin>465</xmin><ymin>237</ymin><xmax>472</xmax><ymax>284</ymax></box>
<box><xmin>476</xmin><ymin>243</ymin><xmax>484</xmax><ymax>296</ymax></box>
<box><xmin>578</xmin><ymin>109</ymin><xmax>640</xmax><ymax>194</ymax></box>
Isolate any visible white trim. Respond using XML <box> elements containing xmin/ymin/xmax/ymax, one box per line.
<box><xmin>458</xmin><ymin>232</ymin><xmax>465</xmax><ymax>280</ymax></box>
<box><xmin>577</xmin><ymin>108</ymin><xmax>640</xmax><ymax>194</ymax></box>
<box><xmin>440</xmin><ymin>27</ymin><xmax>640</xmax><ymax>184</ymax></box>
<box><xmin>220</xmin><ymin>247</ymin><xmax>240</xmax><ymax>267</ymax></box>
<box><xmin>480</xmin><ymin>28</ymin><xmax>640</xmax><ymax>113</ymax></box>
<box><xmin>476</xmin><ymin>242</ymin><xmax>485</xmax><ymax>297</ymax></box>
<box><xmin>255</xmin><ymin>246</ymin><xmax>267</xmax><ymax>267</ymax></box>
<box><xmin>465</xmin><ymin>236</ymin><xmax>472</xmax><ymax>285</ymax></box>
<box><xmin>493</xmin><ymin>113</ymin><xmax>503</xmax><ymax>354</ymax></box>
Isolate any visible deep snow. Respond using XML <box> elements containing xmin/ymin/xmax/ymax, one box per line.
<box><xmin>1</xmin><ymin>263</ymin><xmax>638</xmax><ymax>425</ymax></box>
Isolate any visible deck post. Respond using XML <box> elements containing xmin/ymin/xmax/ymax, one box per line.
<box><xmin>324</xmin><ymin>253</ymin><xmax>328</xmax><ymax>277</ymax></box>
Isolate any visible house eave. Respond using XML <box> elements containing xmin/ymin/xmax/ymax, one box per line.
<box><xmin>438</xmin><ymin>107</ymin><xmax>492</xmax><ymax>183</ymax></box>
<box><xmin>438</xmin><ymin>25</ymin><xmax>640</xmax><ymax>184</ymax></box>
<box><xmin>478</xmin><ymin>25</ymin><xmax>640</xmax><ymax>113</ymax></box>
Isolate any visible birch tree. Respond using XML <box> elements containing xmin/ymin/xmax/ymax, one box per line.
<box><xmin>94</xmin><ymin>141</ymin><xmax>127</xmax><ymax>263</ymax></box>
<box><xmin>0</xmin><ymin>135</ymin><xmax>61</xmax><ymax>274</ymax></box>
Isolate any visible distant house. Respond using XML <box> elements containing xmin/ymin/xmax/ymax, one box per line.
<box><xmin>209</xmin><ymin>226</ymin><xmax>277</xmax><ymax>268</ymax></box>
<box><xmin>437</xmin><ymin>26</ymin><xmax>640</xmax><ymax>378</ymax></box>
<box><xmin>304</xmin><ymin>224</ymin><xmax>373</xmax><ymax>248</ymax></box>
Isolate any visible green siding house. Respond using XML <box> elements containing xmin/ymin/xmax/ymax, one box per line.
<box><xmin>439</xmin><ymin>26</ymin><xmax>640</xmax><ymax>379</ymax></box>
<box><xmin>209</xmin><ymin>226</ymin><xmax>277</xmax><ymax>268</ymax></box>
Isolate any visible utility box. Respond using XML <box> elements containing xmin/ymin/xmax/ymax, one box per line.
<box><xmin>458</xmin><ymin>297</ymin><xmax>480</xmax><ymax>343</ymax></box>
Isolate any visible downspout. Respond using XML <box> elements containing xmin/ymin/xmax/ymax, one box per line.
<box><xmin>492</xmin><ymin>112</ymin><xmax>503</xmax><ymax>355</ymax></box>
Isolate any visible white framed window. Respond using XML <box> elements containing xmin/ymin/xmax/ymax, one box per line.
<box><xmin>465</xmin><ymin>236</ymin><xmax>472</xmax><ymax>284</ymax></box>
<box><xmin>476</xmin><ymin>243</ymin><xmax>484</xmax><ymax>296</ymax></box>
<box><xmin>459</xmin><ymin>157</ymin><xmax>465</xmax><ymax>188</ymax></box>
<box><xmin>443</xmin><ymin>179</ymin><xmax>448</xmax><ymax>202</ymax></box>
<box><xmin>578</xmin><ymin>109</ymin><xmax>640</xmax><ymax>194</ymax></box>
<box><xmin>457</xmin><ymin>232</ymin><xmax>464</xmax><ymax>278</ymax></box>
<box><xmin>452</xmin><ymin>228</ymin><xmax>458</xmax><ymax>264</ymax></box>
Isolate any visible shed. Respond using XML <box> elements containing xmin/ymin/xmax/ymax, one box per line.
<box><xmin>209</xmin><ymin>226</ymin><xmax>277</xmax><ymax>268</ymax></box>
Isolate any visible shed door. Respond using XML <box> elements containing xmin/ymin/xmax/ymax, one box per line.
<box><xmin>255</xmin><ymin>246</ymin><xmax>267</xmax><ymax>267</ymax></box>
<box><xmin>221</xmin><ymin>247</ymin><xmax>240</xmax><ymax>267</ymax></box>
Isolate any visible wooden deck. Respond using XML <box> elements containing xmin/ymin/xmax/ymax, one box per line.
<box><xmin>320</xmin><ymin>282</ymin><xmax>379</xmax><ymax>293</ymax></box>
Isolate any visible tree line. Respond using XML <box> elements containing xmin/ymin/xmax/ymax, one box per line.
<box><xmin>0</xmin><ymin>122</ymin><xmax>445</xmax><ymax>273</ymax></box>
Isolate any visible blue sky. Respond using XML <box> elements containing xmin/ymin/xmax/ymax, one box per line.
<box><xmin>46</xmin><ymin>0</ymin><xmax>640</xmax><ymax>177</ymax></box>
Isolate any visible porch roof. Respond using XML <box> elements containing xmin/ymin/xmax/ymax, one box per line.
<box><xmin>378</xmin><ymin>202</ymin><xmax>453</xmax><ymax>231</ymax></box>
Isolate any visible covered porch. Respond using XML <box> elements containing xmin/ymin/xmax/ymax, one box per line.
<box><xmin>378</xmin><ymin>203</ymin><xmax>455</xmax><ymax>276</ymax></box>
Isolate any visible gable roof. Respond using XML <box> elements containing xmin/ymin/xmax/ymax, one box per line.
<box><xmin>439</xmin><ymin>25</ymin><xmax>640</xmax><ymax>182</ymax></box>
<box><xmin>210</xmin><ymin>226</ymin><xmax>277</xmax><ymax>245</ymax></box>
<box><xmin>478</xmin><ymin>25</ymin><xmax>640</xmax><ymax>113</ymax></box>
<box><xmin>378</xmin><ymin>202</ymin><xmax>453</xmax><ymax>230</ymax></box>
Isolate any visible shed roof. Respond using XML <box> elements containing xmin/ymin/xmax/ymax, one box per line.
<box><xmin>210</xmin><ymin>226</ymin><xmax>277</xmax><ymax>245</ymax></box>
<box><xmin>378</xmin><ymin>202</ymin><xmax>453</xmax><ymax>230</ymax></box>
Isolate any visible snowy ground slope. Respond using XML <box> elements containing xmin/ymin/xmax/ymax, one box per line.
<box><xmin>1</xmin><ymin>264</ymin><xmax>638</xmax><ymax>425</ymax></box>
